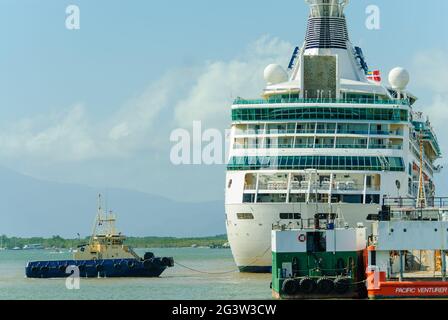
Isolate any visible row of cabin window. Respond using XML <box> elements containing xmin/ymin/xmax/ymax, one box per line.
<box><xmin>236</xmin><ymin>212</ymin><xmax>301</xmax><ymax>220</ymax></box>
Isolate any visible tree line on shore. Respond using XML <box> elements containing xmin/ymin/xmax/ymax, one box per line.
<box><xmin>0</xmin><ymin>234</ymin><xmax>228</xmax><ymax>249</ymax></box>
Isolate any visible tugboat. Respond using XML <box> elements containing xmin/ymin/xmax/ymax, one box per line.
<box><xmin>271</xmin><ymin>214</ymin><xmax>368</xmax><ymax>299</ymax></box>
<box><xmin>25</xmin><ymin>195</ymin><xmax>174</xmax><ymax>279</ymax></box>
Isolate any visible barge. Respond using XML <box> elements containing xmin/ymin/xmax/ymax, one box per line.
<box><xmin>271</xmin><ymin>214</ymin><xmax>368</xmax><ymax>299</ymax></box>
<box><xmin>272</xmin><ymin>197</ymin><xmax>448</xmax><ymax>300</ymax></box>
<box><xmin>366</xmin><ymin>198</ymin><xmax>448</xmax><ymax>299</ymax></box>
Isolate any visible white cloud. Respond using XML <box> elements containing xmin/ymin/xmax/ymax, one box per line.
<box><xmin>174</xmin><ymin>36</ymin><xmax>293</xmax><ymax>129</ymax></box>
<box><xmin>413</xmin><ymin>51</ymin><xmax>448</xmax><ymax>94</ymax></box>
<box><xmin>412</xmin><ymin>50</ymin><xmax>448</xmax><ymax>148</ymax></box>
<box><xmin>109</xmin><ymin>122</ymin><xmax>130</xmax><ymax>141</ymax></box>
<box><xmin>0</xmin><ymin>104</ymin><xmax>97</xmax><ymax>162</ymax></box>
<box><xmin>0</xmin><ymin>36</ymin><xmax>293</xmax><ymax>164</ymax></box>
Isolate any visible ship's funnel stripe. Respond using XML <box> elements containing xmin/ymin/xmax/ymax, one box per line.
<box><xmin>305</xmin><ymin>17</ymin><xmax>348</xmax><ymax>49</ymax></box>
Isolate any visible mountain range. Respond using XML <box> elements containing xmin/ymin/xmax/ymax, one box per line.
<box><xmin>0</xmin><ymin>167</ymin><xmax>225</xmax><ymax>238</ymax></box>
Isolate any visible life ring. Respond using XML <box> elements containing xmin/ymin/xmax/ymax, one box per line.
<box><xmin>31</xmin><ymin>266</ymin><xmax>38</xmax><ymax>273</ymax></box>
<box><xmin>59</xmin><ymin>265</ymin><xmax>66</xmax><ymax>272</ymax></box>
<box><xmin>95</xmin><ymin>264</ymin><xmax>104</xmax><ymax>272</ymax></box>
<box><xmin>298</xmin><ymin>234</ymin><xmax>306</xmax><ymax>243</ymax></box>
<box><xmin>127</xmin><ymin>261</ymin><xmax>135</xmax><ymax>269</ymax></box>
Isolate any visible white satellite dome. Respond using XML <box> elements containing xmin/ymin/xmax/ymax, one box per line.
<box><xmin>264</xmin><ymin>64</ymin><xmax>288</xmax><ymax>85</ymax></box>
<box><xmin>388</xmin><ymin>67</ymin><xmax>410</xmax><ymax>90</ymax></box>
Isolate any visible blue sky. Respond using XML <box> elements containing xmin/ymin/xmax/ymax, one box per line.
<box><xmin>0</xmin><ymin>0</ymin><xmax>447</xmax><ymax>202</ymax></box>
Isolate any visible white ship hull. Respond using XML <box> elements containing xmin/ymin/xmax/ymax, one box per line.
<box><xmin>225</xmin><ymin>203</ymin><xmax>379</xmax><ymax>272</ymax></box>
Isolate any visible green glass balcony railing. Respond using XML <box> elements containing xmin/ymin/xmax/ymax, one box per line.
<box><xmin>337</xmin><ymin>130</ymin><xmax>369</xmax><ymax>135</ymax></box>
<box><xmin>335</xmin><ymin>144</ymin><xmax>368</xmax><ymax>149</ymax></box>
<box><xmin>232</xmin><ymin>107</ymin><xmax>408</xmax><ymax>122</ymax></box>
<box><xmin>233</xmin><ymin>97</ymin><xmax>410</xmax><ymax>106</ymax></box>
<box><xmin>227</xmin><ymin>155</ymin><xmax>405</xmax><ymax>172</ymax></box>
<box><xmin>233</xmin><ymin>143</ymin><xmax>403</xmax><ymax>150</ymax></box>
<box><xmin>369</xmin><ymin>144</ymin><xmax>403</xmax><ymax>150</ymax></box>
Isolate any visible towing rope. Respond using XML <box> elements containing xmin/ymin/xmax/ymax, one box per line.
<box><xmin>174</xmin><ymin>261</ymin><xmax>239</xmax><ymax>275</ymax></box>
<box><xmin>173</xmin><ymin>247</ymin><xmax>272</xmax><ymax>275</ymax></box>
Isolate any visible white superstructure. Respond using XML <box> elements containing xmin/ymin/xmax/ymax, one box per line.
<box><xmin>225</xmin><ymin>0</ymin><xmax>442</xmax><ymax>272</ymax></box>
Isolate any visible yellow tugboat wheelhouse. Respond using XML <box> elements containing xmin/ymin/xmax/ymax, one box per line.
<box><xmin>25</xmin><ymin>195</ymin><xmax>174</xmax><ymax>278</ymax></box>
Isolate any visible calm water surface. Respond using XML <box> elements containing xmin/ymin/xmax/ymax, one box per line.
<box><xmin>0</xmin><ymin>248</ymin><xmax>272</xmax><ymax>300</ymax></box>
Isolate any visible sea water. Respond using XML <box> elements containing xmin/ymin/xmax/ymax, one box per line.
<box><xmin>0</xmin><ymin>248</ymin><xmax>271</xmax><ymax>300</ymax></box>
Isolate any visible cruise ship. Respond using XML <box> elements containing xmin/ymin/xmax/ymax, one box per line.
<box><xmin>225</xmin><ymin>0</ymin><xmax>442</xmax><ymax>272</ymax></box>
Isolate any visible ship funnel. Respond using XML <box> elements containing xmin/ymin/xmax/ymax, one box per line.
<box><xmin>305</xmin><ymin>0</ymin><xmax>349</xmax><ymax>17</ymax></box>
<box><xmin>304</xmin><ymin>0</ymin><xmax>349</xmax><ymax>49</ymax></box>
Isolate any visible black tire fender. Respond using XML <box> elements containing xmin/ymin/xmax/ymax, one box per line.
<box><xmin>282</xmin><ymin>279</ymin><xmax>299</xmax><ymax>295</ymax></box>
<box><xmin>143</xmin><ymin>260</ymin><xmax>153</xmax><ymax>269</ymax></box>
<box><xmin>161</xmin><ymin>257</ymin><xmax>173</xmax><ymax>267</ymax></box>
<box><xmin>317</xmin><ymin>278</ymin><xmax>334</xmax><ymax>294</ymax></box>
<box><xmin>334</xmin><ymin>277</ymin><xmax>350</xmax><ymax>294</ymax></box>
<box><xmin>144</xmin><ymin>252</ymin><xmax>155</xmax><ymax>260</ymax></box>
<box><xmin>299</xmin><ymin>278</ymin><xmax>316</xmax><ymax>294</ymax></box>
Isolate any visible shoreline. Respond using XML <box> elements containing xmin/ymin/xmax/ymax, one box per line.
<box><xmin>0</xmin><ymin>234</ymin><xmax>229</xmax><ymax>250</ymax></box>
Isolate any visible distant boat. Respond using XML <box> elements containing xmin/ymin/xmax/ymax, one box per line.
<box><xmin>209</xmin><ymin>243</ymin><xmax>231</xmax><ymax>249</ymax></box>
<box><xmin>23</xmin><ymin>244</ymin><xmax>44</xmax><ymax>250</ymax></box>
<box><xmin>49</xmin><ymin>249</ymin><xmax>64</xmax><ymax>254</ymax></box>
<box><xmin>12</xmin><ymin>246</ymin><xmax>22</xmax><ymax>250</ymax></box>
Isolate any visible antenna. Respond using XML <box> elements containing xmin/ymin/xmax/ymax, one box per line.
<box><xmin>97</xmin><ymin>193</ymin><xmax>102</xmax><ymax>216</ymax></box>
<box><xmin>104</xmin><ymin>189</ymin><xmax>110</xmax><ymax>221</ymax></box>
<box><xmin>90</xmin><ymin>193</ymin><xmax>103</xmax><ymax>245</ymax></box>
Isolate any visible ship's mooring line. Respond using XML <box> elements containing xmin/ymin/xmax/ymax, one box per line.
<box><xmin>174</xmin><ymin>247</ymin><xmax>272</xmax><ymax>275</ymax></box>
<box><xmin>174</xmin><ymin>261</ymin><xmax>239</xmax><ymax>275</ymax></box>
